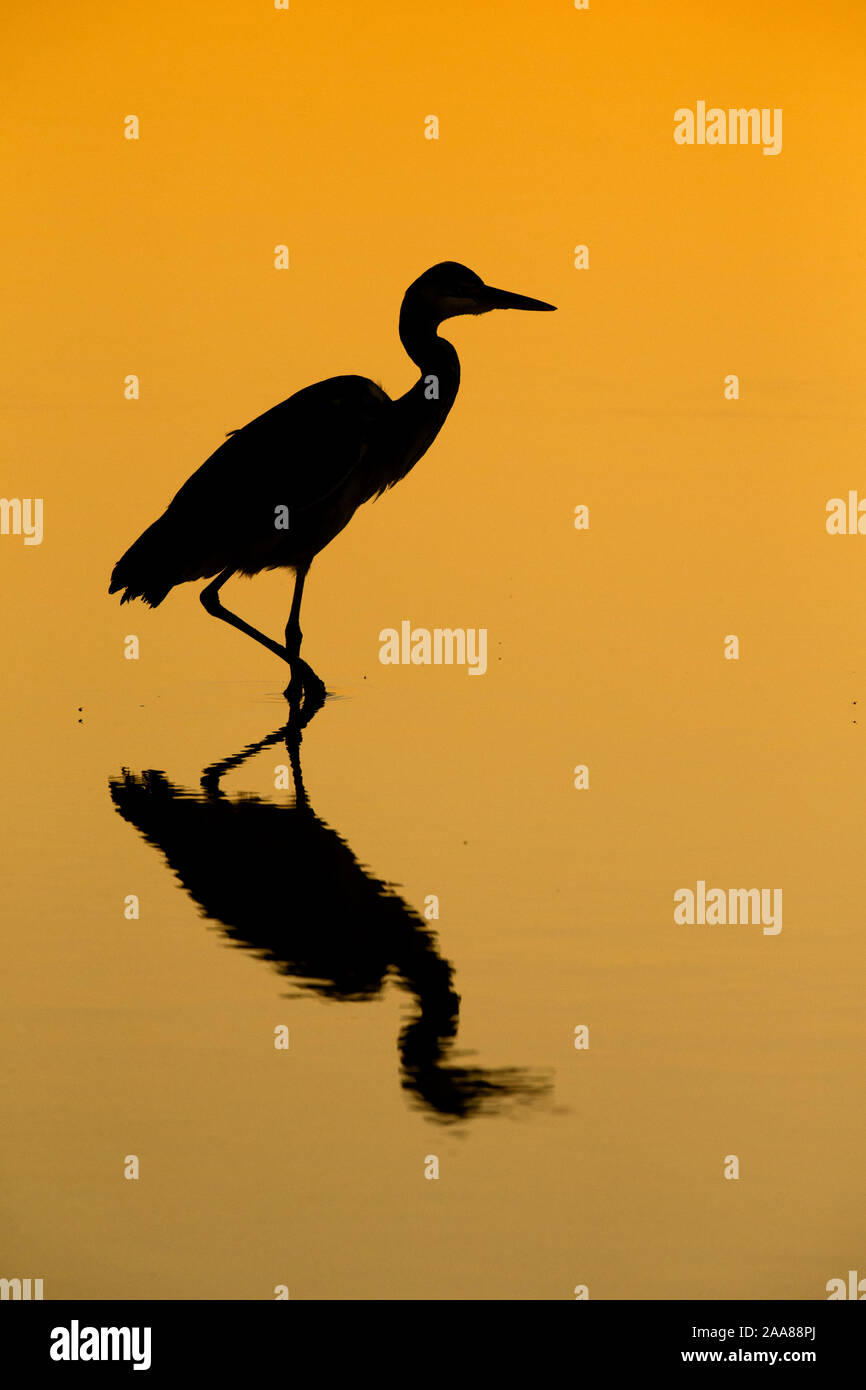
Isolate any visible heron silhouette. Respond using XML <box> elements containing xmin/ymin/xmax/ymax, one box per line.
<box><xmin>109</xmin><ymin>262</ymin><xmax>555</xmax><ymax>699</ymax></box>
<box><xmin>109</xmin><ymin>719</ymin><xmax>552</xmax><ymax>1121</ymax></box>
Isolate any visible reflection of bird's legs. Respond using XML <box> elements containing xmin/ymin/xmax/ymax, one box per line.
<box><xmin>199</xmin><ymin>719</ymin><xmax>311</xmax><ymax>804</ymax></box>
<box><xmin>200</xmin><ymin>569</ymin><xmax>290</xmax><ymax>665</ymax></box>
<box><xmin>200</xmin><ymin>722</ymin><xmax>290</xmax><ymax>798</ymax></box>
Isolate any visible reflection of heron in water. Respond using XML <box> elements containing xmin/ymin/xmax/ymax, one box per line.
<box><xmin>109</xmin><ymin>721</ymin><xmax>551</xmax><ymax>1122</ymax></box>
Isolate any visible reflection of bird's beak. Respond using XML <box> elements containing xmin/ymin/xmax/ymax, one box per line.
<box><xmin>481</xmin><ymin>285</ymin><xmax>557</xmax><ymax>312</ymax></box>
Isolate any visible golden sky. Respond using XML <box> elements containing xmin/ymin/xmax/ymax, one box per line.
<box><xmin>2</xmin><ymin>0</ymin><xmax>865</xmax><ymax>1300</ymax></box>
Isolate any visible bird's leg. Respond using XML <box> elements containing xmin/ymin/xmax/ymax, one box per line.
<box><xmin>200</xmin><ymin>569</ymin><xmax>290</xmax><ymax>665</ymax></box>
<box><xmin>282</xmin><ymin>564</ymin><xmax>327</xmax><ymax>713</ymax></box>
<box><xmin>284</xmin><ymin>563</ymin><xmax>309</xmax><ymax>661</ymax></box>
<box><xmin>283</xmin><ymin>564</ymin><xmax>310</xmax><ymax>702</ymax></box>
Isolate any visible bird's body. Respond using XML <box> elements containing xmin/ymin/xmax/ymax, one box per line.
<box><xmin>109</xmin><ymin>262</ymin><xmax>554</xmax><ymax>696</ymax></box>
<box><xmin>111</xmin><ymin>375</ymin><xmax>398</xmax><ymax>606</ymax></box>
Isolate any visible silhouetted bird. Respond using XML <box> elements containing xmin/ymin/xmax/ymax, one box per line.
<box><xmin>109</xmin><ymin>720</ymin><xmax>552</xmax><ymax>1121</ymax></box>
<box><xmin>109</xmin><ymin>263</ymin><xmax>555</xmax><ymax>696</ymax></box>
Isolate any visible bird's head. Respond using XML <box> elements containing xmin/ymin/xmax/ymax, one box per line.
<box><xmin>405</xmin><ymin>262</ymin><xmax>557</xmax><ymax>322</ymax></box>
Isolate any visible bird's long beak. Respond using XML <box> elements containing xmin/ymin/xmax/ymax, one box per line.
<box><xmin>481</xmin><ymin>284</ymin><xmax>557</xmax><ymax>312</ymax></box>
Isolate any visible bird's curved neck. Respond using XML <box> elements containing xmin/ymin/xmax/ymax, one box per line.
<box><xmin>398</xmin><ymin>301</ymin><xmax>460</xmax><ymax>404</ymax></box>
<box><xmin>363</xmin><ymin>296</ymin><xmax>462</xmax><ymax>497</ymax></box>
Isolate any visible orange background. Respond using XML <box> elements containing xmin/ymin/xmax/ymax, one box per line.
<box><xmin>1</xmin><ymin>0</ymin><xmax>865</xmax><ymax>1299</ymax></box>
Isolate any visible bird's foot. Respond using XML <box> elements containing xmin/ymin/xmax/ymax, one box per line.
<box><xmin>283</xmin><ymin>658</ymin><xmax>327</xmax><ymax>729</ymax></box>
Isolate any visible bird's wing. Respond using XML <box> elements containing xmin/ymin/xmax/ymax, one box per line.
<box><xmin>166</xmin><ymin>375</ymin><xmax>391</xmax><ymax>524</ymax></box>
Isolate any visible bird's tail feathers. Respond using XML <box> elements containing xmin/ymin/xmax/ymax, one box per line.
<box><xmin>109</xmin><ymin>516</ymin><xmax>179</xmax><ymax>608</ymax></box>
